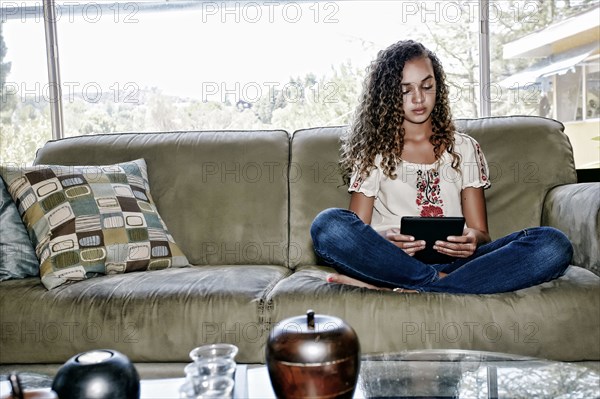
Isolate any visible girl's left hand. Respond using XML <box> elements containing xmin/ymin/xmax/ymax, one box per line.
<box><xmin>433</xmin><ymin>228</ymin><xmax>478</xmax><ymax>258</ymax></box>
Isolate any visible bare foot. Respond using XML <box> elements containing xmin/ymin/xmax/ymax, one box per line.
<box><xmin>325</xmin><ymin>273</ymin><xmax>388</xmax><ymax>290</ymax></box>
<box><xmin>438</xmin><ymin>272</ymin><xmax>448</xmax><ymax>279</ymax></box>
<box><xmin>325</xmin><ymin>273</ymin><xmax>420</xmax><ymax>293</ymax></box>
<box><xmin>392</xmin><ymin>288</ymin><xmax>419</xmax><ymax>294</ymax></box>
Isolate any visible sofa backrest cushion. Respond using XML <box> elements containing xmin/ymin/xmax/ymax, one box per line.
<box><xmin>455</xmin><ymin>116</ymin><xmax>577</xmax><ymax>238</ymax></box>
<box><xmin>290</xmin><ymin>116</ymin><xmax>577</xmax><ymax>268</ymax></box>
<box><xmin>288</xmin><ymin>127</ymin><xmax>349</xmax><ymax>268</ymax></box>
<box><xmin>34</xmin><ymin>130</ymin><xmax>290</xmax><ymax>267</ymax></box>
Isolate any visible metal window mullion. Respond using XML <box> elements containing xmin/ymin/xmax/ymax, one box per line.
<box><xmin>479</xmin><ymin>0</ymin><xmax>491</xmax><ymax>117</ymax></box>
<box><xmin>43</xmin><ymin>0</ymin><xmax>64</xmax><ymax>140</ymax></box>
<box><xmin>581</xmin><ymin>64</ymin><xmax>587</xmax><ymax>121</ymax></box>
<box><xmin>551</xmin><ymin>75</ymin><xmax>557</xmax><ymax>119</ymax></box>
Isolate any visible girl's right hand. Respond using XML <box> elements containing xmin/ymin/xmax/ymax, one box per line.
<box><xmin>382</xmin><ymin>228</ymin><xmax>426</xmax><ymax>256</ymax></box>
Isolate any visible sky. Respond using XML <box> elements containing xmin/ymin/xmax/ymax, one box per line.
<box><xmin>3</xmin><ymin>2</ymin><xmax>415</xmax><ymax>101</ymax></box>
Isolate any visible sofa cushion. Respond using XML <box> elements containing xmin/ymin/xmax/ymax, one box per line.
<box><xmin>0</xmin><ymin>265</ymin><xmax>290</xmax><ymax>364</ymax></box>
<box><xmin>289</xmin><ymin>126</ymin><xmax>349</xmax><ymax>268</ymax></box>
<box><xmin>542</xmin><ymin>183</ymin><xmax>600</xmax><ymax>276</ymax></box>
<box><xmin>265</xmin><ymin>265</ymin><xmax>600</xmax><ymax>362</ymax></box>
<box><xmin>455</xmin><ymin>116</ymin><xmax>577</xmax><ymax>240</ymax></box>
<box><xmin>0</xmin><ymin>159</ymin><xmax>189</xmax><ymax>289</ymax></box>
<box><xmin>33</xmin><ymin>131</ymin><xmax>290</xmax><ymax>267</ymax></box>
<box><xmin>0</xmin><ymin>179</ymin><xmax>39</xmax><ymax>281</ymax></box>
<box><xmin>289</xmin><ymin>117</ymin><xmax>578</xmax><ymax>267</ymax></box>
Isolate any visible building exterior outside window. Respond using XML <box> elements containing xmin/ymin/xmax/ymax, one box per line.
<box><xmin>500</xmin><ymin>6</ymin><xmax>600</xmax><ymax>169</ymax></box>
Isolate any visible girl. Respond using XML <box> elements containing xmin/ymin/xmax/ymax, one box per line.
<box><xmin>310</xmin><ymin>40</ymin><xmax>572</xmax><ymax>294</ymax></box>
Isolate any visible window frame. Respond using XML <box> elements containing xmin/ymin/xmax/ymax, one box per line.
<box><xmin>37</xmin><ymin>0</ymin><xmax>495</xmax><ymax>141</ymax></box>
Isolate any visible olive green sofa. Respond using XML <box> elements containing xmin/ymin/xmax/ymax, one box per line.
<box><xmin>1</xmin><ymin>116</ymin><xmax>598</xmax><ymax>368</ymax></box>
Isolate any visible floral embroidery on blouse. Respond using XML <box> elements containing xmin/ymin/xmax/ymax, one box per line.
<box><xmin>475</xmin><ymin>143</ymin><xmax>488</xmax><ymax>183</ymax></box>
<box><xmin>351</xmin><ymin>176</ymin><xmax>363</xmax><ymax>190</ymax></box>
<box><xmin>416</xmin><ymin>169</ymin><xmax>444</xmax><ymax>217</ymax></box>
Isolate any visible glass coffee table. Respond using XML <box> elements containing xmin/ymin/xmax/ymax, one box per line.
<box><xmin>354</xmin><ymin>350</ymin><xmax>599</xmax><ymax>398</ymax></box>
<box><xmin>247</xmin><ymin>349</ymin><xmax>599</xmax><ymax>399</ymax></box>
<box><xmin>2</xmin><ymin>350</ymin><xmax>599</xmax><ymax>398</ymax></box>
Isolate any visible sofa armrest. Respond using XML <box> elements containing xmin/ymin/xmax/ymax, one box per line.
<box><xmin>542</xmin><ymin>183</ymin><xmax>600</xmax><ymax>276</ymax></box>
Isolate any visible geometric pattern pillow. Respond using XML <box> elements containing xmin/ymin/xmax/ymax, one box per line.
<box><xmin>0</xmin><ymin>159</ymin><xmax>189</xmax><ymax>290</ymax></box>
<box><xmin>0</xmin><ymin>178</ymin><xmax>40</xmax><ymax>281</ymax></box>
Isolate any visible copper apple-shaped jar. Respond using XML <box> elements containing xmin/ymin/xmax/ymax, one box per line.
<box><xmin>266</xmin><ymin>310</ymin><xmax>361</xmax><ymax>398</ymax></box>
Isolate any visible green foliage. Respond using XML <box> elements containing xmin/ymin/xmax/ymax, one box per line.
<box><xmin>271</xmin><ymin>61</ymin><xmax>364</xmax><ymax>132</ymax></box>
<box><xmin>0</xmin><ymin>23</ymin><xmax>10</xmax><ymax>104</ymax></box>
<box><xmin>55</xmin><ymin>61</ymin><xmax>363</xmax><ymax>137</ymax></box>
<box><xmin>420</xmin><ymin>0</ymin><xmax>600</xmax><ymax>118</ymax></box>
<box><xmin>0</xmin><ymin>22</ymin><xmax>51</xmax><ymax>165</ymax></box>
<box><xmin>0</xmin><ymin>102</ymin><xmax>51</xmax><ymax>164</ymax></box>
<box><xmin>0</xmin><ymin>22</ymin><xmax>16</xmax><ymax>126</ymax></box>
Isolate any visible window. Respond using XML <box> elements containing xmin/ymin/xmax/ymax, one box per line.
<box><xmin>489</xmin><ymin>1</ymin><xmax>597</xmax><ymax>118</ymax></box>
<box><xmin>490</xmin><ymin>2</ymin><xmax>599</xmax><ymax>168</ymax></box>
<box><xmin>585</xmin><ymin>57</ymin><xmax>600</xmax><ymax>119</ymax></box>
<box><xmin>2</xmin><ymin>0</ymin><xmax>481</xmax><ymax>158</ymax></box>
<box><xmin>550</xmin><ymin>57</ymin><xmax>600</xmax><ymax>123</ymax></box>
<box><xmin>1</xmin><ymin>0</ymin><xmax>598</xmax><ymax>168</ymax></box>
<box><xmin>556</xmin><ymin>66</ymin><xmax>584</xmax><ymax>122</ymax></box>
<box><xmin>0</xmin><ymin>6</ymin><xmax>52</xmax><ymax>165</ymax></box>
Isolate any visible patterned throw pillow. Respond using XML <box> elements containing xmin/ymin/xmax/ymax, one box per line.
<box><xmin>0</xmin><ymin>159</ymin><xmax>189</xmax><ymax>290</ymax></box>
<box><xmin>0</xmin><ymin>178</ymin><xmax>40</xmax><ymax>281</ymax></box>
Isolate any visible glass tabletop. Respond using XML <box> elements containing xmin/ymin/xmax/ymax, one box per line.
<box><xmin>2</xmin><ymin>350</ymin><xmax>599</xmax><ymax>398</ymax></box>
<box><xmin>358</xmin><ymin>350</ymin><xmax>600</xmax><ymax>399</ymax></box>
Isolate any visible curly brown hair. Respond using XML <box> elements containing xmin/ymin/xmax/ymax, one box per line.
<box><xmin>341</xmin><ymin>40</ymin><xmax>459</xmax><ymax>185</ymax></box>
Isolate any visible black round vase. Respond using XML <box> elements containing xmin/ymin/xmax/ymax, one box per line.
<box><xmin>51</xmin><ymin>349</ymin><xmax>140</xmax><ymax>399</ymax></box>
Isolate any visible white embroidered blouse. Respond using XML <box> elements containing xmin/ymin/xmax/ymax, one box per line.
<box><xmin>348</xmin><ymin>132</ymin><xmax>491</xmax><ymax>233</ymax></box>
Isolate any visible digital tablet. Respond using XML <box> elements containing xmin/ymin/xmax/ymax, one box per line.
<box><xmin>400</xmin><ymin>216</ymin><xmax>466</xmax><ymax>264</ymax></box>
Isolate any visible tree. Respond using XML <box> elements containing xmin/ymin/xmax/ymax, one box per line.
<box><xmin>3</xmin><ymin>1</ymin><xmax>599</xmax><ymax>165</ymax></box>
<box><xmin>421</xmin><ymin>14</ymin><xmax>480</xmax><ymax>118</ymax></box>
<box><xmin>0</xmin><ymin>21</ymin><xmax>51</xmax><ymax>164</ymax></box>
<box><xmin>270</xmin><ymin>61</ymin><xmax>364</xmax><ymax>132</ymax></box>
<box><xmin>0</xmin><ymin>22</ymin><xmax>16</xmax><ymax>125</ymax></box>
<box><xmin>0</xmin><ymin>23</ymin><xmax>11</xmax><ymax>103</ymax></box>
<box><xmin>420</xmin><ymin>0</ymin><xmax>599</xmax><ymax>118</ymax></box>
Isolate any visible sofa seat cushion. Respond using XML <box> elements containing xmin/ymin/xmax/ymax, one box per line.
<box><xmin>265</xmin><ymin>265</ymin><xmax>600</xmax><ymax>362</ymax></box>
<box><xmin>0</xmin><ymin>265</ymin><xmax>290</xmax><ymax>364</ymax></box>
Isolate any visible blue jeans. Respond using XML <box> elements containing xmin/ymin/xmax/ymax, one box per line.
<box><xmin>310</xmin><ymin>208</ymin><xmax>573</xmax><ymax>294</ymax></box>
